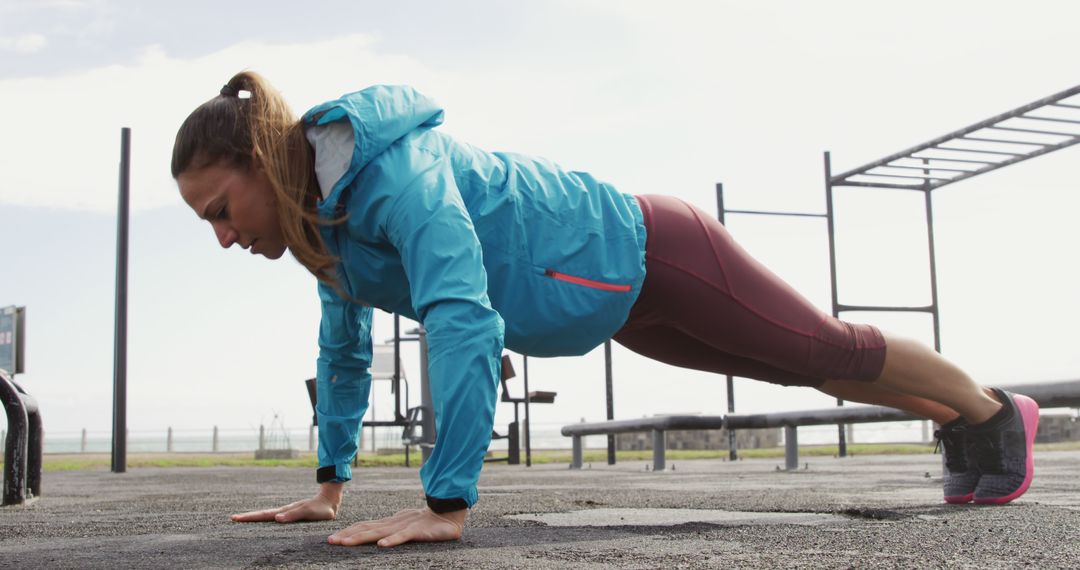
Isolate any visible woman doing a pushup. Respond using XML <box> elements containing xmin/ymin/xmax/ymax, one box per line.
<box><xmin>172</xmin><ymin>71</ymin><xmax>1039</xmax><ymax>548</ymax></box>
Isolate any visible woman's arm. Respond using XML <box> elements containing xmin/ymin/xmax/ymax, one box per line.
<box><xmin>385</xmin><ymin>156</ymin><xmax>504</xmax><ymax>513</ymax></box>
<box><xmin>324</xmin><ymin>154</ymin><xmax>503</xmax><ymax>547</ymax></box>
<box><xmin>314</xmin><ymin>281</ymin><xmax>374</xmax><ymax>485</ymax></box>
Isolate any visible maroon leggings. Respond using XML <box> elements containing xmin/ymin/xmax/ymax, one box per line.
<box><xmin>612</xmin><ymin>194</ymin><xmax>887</xmax><ymax>388</ymax></box>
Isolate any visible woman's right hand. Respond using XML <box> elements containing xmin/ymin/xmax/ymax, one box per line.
<box><xmin>231</xmin><ymin>482</ymin><xmax>344</xmax><ymax>523</ymax></box>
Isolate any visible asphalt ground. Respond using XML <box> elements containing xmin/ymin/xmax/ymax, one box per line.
<box><xmin>1</xmin><ymin>451</ymin><xmax>1078</xmax><ymax>569</ymax></box>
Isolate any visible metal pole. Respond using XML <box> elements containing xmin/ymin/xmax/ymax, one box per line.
<box><xmin>258</xmin><ymin>425</ymin><xmax>265</xmax><ymax>451</ymax></box>
<box><xmin>604</xmin><ymin>340</ymin><xmax>615</xmax><ymax>465</ymax></box>
<box><xmin>922</xmin><ymin>159</ymin><xmax>943</xmax><ymax>353</ymax></box>
<box><xmin>784</xmin><ymin>426</ymin><xmax>799</xmax><ymax>471</ymax></box>
<box><xmin>523</xmin><ymin>355</ymin><xmax>532</xmax><ymax>467</ymax></box>
<box><xmin>111</xmin><ymin>127</ymin><xmax>131</xmax><ymax>474</ymax></box>
<box><xmin>393</xmin><ymin>315</ymin><xmax>403</xmax><ymax>421</ymax></box>
<box><xmin>823</xmin><ymin>151</ymin><xmax>847</xmax><ymax>458</ymax></box>
<box><xmin>1</xmin><ymin>373</ymin><xmax>28</xmax><ymax>505</ymax></box>
<box><xmin>214</xmin><ymin>426</ymin><xmax>220</xmax><ymax>453</ymax></box>
<box><xmin>716</xmin><ymin>182</ymin><xmax>739</xmax><ymax>461</ymax></box>
<box><xmin>166</xmin><ymin>427</ymin><xmax>173</xmax><ymax>453</ymax></box>
<box><xmin>307</xmin><ymin>424</ymin><xmax>314</xmax><ymax>452</ymax></box>
<box><xmin>571</xmin><ymin>435</ymin><xmax>583</xmax><ymax>469</ymax></box>
<box><xmin>652</xmin><ymin>429</ymin><xmax>666</xmax><ymax>472</ymax></box>
<box><xmin>725</xmin><ymin>375</ymin><xmax>738</xmax><ymax>460</ymax></box>
<box><xmin>715</xmin><ymin>182</ymin><xmax>725</xmax><ymax>224</ymax></box>
<box><xmin>419</xmin><ymin>327</ymin><xmax>434</xmax><ymax>465</ymax></box>
<box><xmin>81</xmin><ymin>428</ymin><xmax>87</xmax><ymax>453</ymax></box>
<box><xmin>26</xmin><ymin>405</ymin><xmax>41</xmax><ymax>498</ymax></box>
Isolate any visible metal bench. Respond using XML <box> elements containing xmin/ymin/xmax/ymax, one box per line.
<box><xmin>563</xmin><ymin>379</ymin><xmax>1080</xmax><ymax>472</ymax></box>
<box><xmin>562</xmin><ymin>415</ymin><xmax>725</xmax><ymax>471</ymax></box>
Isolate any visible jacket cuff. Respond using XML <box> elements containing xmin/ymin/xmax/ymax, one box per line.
<box><xmin>425</xmin><ymin>495</ymin><xmax>469</xmax><ymax>513</ymax></box>
<box><xmin>317</xmin><ymin>463</ymin><xmax>353</xmax><ymax>484</ymax></box>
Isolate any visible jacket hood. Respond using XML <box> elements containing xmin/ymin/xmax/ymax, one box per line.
<box><xmin>302</xmin><ymin>85</ymin><xmax>445</xmax><ymax>213</ymax></box>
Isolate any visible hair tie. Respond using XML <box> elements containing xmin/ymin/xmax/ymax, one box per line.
<box><xmin>220</xmin><ymin>84</ymin><xmax>238</xmax><ymax>97</ymax></box>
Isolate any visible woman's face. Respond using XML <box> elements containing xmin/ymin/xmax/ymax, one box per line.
<box><xmin>178</xmin><ymin>163</ymin><xmax>287</xmax><ymax>259</ymax></box>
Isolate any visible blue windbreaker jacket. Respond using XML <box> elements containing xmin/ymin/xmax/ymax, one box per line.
<box><xmin>302</xmin><ymin>85</ymin><xmax>647</xmax><ymax>507</ymax></box>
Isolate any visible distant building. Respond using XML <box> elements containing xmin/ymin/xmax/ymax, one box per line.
<box><xmin>616</xmin><ymin>426</ymin><xmax>780</xmax><ymax>451</ymax></box>
<box><xmin>1036</xmin><ymin>414</ymin><xmax>1079</xmax><ymax>444</ymax></box>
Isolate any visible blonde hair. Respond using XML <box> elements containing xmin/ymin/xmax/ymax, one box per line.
<box><xmin>171</xmin><ymin>71</ymin><xmax>342</xmax><ymax>287</ymax></box>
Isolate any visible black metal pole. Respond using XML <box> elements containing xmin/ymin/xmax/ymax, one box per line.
<box><xmin>393</xmin><ymin>314</ymin><xmax>403</xmax><ymax>421</ymax></box>
<box><xmin>922</xmin><ymin>159</ymin><xmax>943</xmax><ymax>353</ymax></box>
<box><xmin>604</xmin><ymin>340</ymin><xmax>615</xmax><ymax>465</ymax></box>
<box><xmin>716</xmin><ymin>181</ymin><xmax>726</xmax><ymax>224</ymax></box>
<box><xmin>523</xmin><ymin>355</ymin><xmax>532</xmax><ymax>467</ymax></box>
<box><xmin>111</xmin><ymin>128</ymin><xmax>131</xmax><ymax>473</ymax></box>
<box><xmin>418</xmin><ymin>327</ymin><xmax>434</xmax><ymax>465</ymax></box>
<box><xmin>716</xmin><ymin>183</ymin><xmax>739</xmax><ymax>460</ymax></box>
<box><xmin>1</xmin><ymin>371</ymin><xmax>28</xmax><ymax>505</ymax></box>
<box><xmin>823</xmin><ymin>151</ymin><xmax>847</xmax><ymax>458</ymax></box>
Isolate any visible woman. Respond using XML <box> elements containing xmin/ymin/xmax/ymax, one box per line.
<box><xmin>172</xmin><ymin>71</ymin><xmax>1039</xmax><ymax>548</ymax></box>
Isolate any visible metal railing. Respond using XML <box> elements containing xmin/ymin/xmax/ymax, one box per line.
<box><xmin>562</xmin><ymin>380</ymin><xmax>1080</xmax><ymax>472</ymax></box>
<box><xmin>1</xmin><ymin>369</ymin><xmax>42</xmax><ymax>506</ymax></box>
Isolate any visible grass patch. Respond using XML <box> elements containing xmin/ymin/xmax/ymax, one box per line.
<box><xmin>5</xmin><ymin>440</ymin><xmax>1078</xmax><ymax>472</ymax></box>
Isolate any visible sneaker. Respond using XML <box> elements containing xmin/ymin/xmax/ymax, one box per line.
<box><xmin>968</xmin><ymin>388</ymin><xmax>1040</xmax><ymax>505</ymax></box>
<box><xmin>934</xmin><ymin>417</ymin><xmax>978</xmax><ymax>504</ymax></box>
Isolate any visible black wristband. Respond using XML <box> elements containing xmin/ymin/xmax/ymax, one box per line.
<box><xmin>425</xmin><ymin>495</ymin><xmax>468</xmax><ymax>513</ymax></box>
<box><xmin>316</xmin><ymin>466</ymin><xmax>339</xmax><ymax>484</ymax></box>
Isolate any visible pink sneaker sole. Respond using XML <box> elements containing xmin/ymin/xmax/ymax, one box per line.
<box><xmin>973</xmin><ymin>394</ymin><xmax>1039</xmax><ymax>505</ymax></box>
<box><xmin>944</xmin><ymin>493</ymin><xmax>973</xmax><ymax>504</ymax></box>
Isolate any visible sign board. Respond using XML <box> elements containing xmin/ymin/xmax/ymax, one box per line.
<box><xmin>0</xmin><ymin>306</ymin><xmax>25</xmax><ymax>375</ymax></box>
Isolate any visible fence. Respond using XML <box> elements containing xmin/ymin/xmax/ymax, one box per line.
<box><xmin>12</xmin><ymin>419</ymin><xmax>967</xmax><ymax>456</ymax></box>
<box><xmin>29</xmin><ymin>421</ymin><xmax>580</xmax><ymax>455</ymax></box>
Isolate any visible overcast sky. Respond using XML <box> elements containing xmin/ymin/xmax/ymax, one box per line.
<box><xmin>1</xmin><ymin>0</ymin><xmax>1078</xmax><ymax>440</ymax></box>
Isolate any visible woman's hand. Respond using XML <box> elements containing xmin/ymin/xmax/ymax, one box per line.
<box><xmin>327</xmin><ymin>507</ymin><xmax>467</xmax><ymax>548</ymax></box>
<box><xmin>231</xmin><ymin>482</ymin><xmax>344</xmax><ymax>523</ymax></box>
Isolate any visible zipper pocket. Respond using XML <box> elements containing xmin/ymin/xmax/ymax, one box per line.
<box><xmin>544</xmin><ymin>269</ymin><xmax>632</xmax><ymax>292</ymax></box>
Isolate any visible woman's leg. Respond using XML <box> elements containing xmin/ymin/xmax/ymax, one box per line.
<box><xmin>817</xmin><ymin>378</ymin><xmax>960</xmax><ymax>425</ymax></box>
<box><xmin>618</xmin><ymin>193</ymin><xmax>1032</xmax><ymax>505</ymax></box>
<box><xmin>873</xmin><ymin>331</ymin><xmax>1002</xmax><ymax>424</ymax></box>
<box><xmin>615</xmin><ymin>325</ymin><xmax>965</xmax><ymax>425</ymax></box>
<box><xmin>621</xmin><ymin>194</ymin><xmax>1002</xmax><ymax>423</ymax></box>
<box><xmin>614</xmin><ymin>325</ymin><xmax>827</xmax><ymax>388</ymax></box>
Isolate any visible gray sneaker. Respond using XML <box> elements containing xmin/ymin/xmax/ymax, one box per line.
<box><xmin>968</xmin><ymin>389</ymin><xmax>1039</xmax><ymax>505</ymax></box>
<box><xmin>934</xmin><ymin>417</ymin><xmax>979</xmax><ymax>504</ymax></box>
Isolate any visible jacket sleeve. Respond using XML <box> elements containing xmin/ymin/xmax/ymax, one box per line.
<box><xmin>314</xmin><ymin>280</ymin><xmax>374</xmax><ymax>484</ymax></box>
<box><xmin>383</xmin><ymin>155</ymin><xmax>504</xmax><ymax>510</ymax></box>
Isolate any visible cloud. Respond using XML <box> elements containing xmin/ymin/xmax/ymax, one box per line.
<box><xmin>0</xmin><ymin>33</ymin><xmax>48</xmax><ymax>53</ymax></box>
<box><xmin>0</xmin><ymin>30</ymin><xmax>726</xmax><ymax>214</ymax></box>
<box><xmin>0</xmin><ymin>34</ymin><xmax>443</xmax><ymax>212</ymax></box>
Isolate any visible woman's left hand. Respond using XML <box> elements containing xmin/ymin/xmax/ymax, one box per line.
<box><xmin>327</xmin><ymin>507</ymin><xmax>467</xmax><ymax>547</ymax></box>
